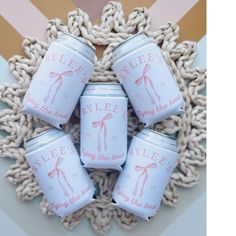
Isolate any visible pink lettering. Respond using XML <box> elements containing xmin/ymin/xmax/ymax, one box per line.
<box><xmin>159</xmin><ymin>157</ymin><xmax>167</xmax><ymax>165</ymax></box>
<box><xmin>119</xmin><ymin>66</ymin><xmax>130</xmax><ymax>79</ymax></box>
<box><xmin>81</xmin><ymin>148</ymin><xmax>96</xmax><ymax>161</ymax></box>
<box><xmin>104</xmin><ymin>103</ymin><xmax>111</xmax><ymax>112</ymax></box>
<box><xmin>135</xmin><ymin>147</ymin><xmax>141</xmax><ymax>156</ymax></box>
<box><xmin>129</xmin><ymin>61</ymin><xmax>137</xmax><ymax>69</ymax></box>
<box><xmin>87</xmin><ymin>104</ymin><xmax>92</xmax><ymax>113</ymax></box>
<box><xmin>115</xmin><ymin>51</ymin><xmax>160</xmax><ymax>82</ymax></box>
<box><xmin>59</xmin><ymin>54</ymin><xmax>66</xmax><ymax>64</ymax></box>
<box><xmin>142</xmin><ymin>148</ymin><xmax>149</xmax><ymax>158</ymax></box>
<box><xmin>51</xmin><ymin>52</ymin><xmax>57</xmax><ymax>61</ymax></box>
<box><xmin>144</xmin><ymin>203</ymin><xmax>157</xmax><ymax>209</ymax></box>
<box><xmin>131</xmin><ymin>198</ymin><xmax>143</xmax><ymax>207</ymax></box>
<box><xmin>96</xmin><ymin>103</ymin><xmax>102</xmax><ymax>111</ymax></box>
<box><xmin>75</xmin><ymin>66</ymin><xmax>82</xmax><ymax>74</ymax></box>
<box><xmin>151</xmin><ymin>152</ymin><xmax>160</xmax><ymax>161</ymax></box>
<box><xmin>50</xmin><ymin>149</ymin><xmax>58</xmax><ymax>158</ymax></box>
<box><xmin>82</xmin><ymin>108</ymin><xmax>87</xmax><ymax>116</ymax></box>
<box><xmin>60</xmin><ymin>146</ymin><xmax>66</xmax><ymax>155</ymax></box>
<box><xmin>148</xmin><ymin>52</ymin><xmax>154</xmax><ymax>62</ymax></box>
<box><xmin>33</xmin><ymin>159</ymin><xmax>42</xmax><ymax>168</ymax></box>
<box><xmin>41</xmin><ymin>155</ymin><xmax>50</xmax><ymax>163</ymax></box>
<box><xmin>156</xmin><ymin>104</ymin><xmax>168</xmax><ymax>113</ymax></box>
<box><xmin>129</xmin><ymin>148</ymin><xmax>134</xmax><ymax>156</ymax></box>
<box><xmin>113</xmin><ymin>105</ymin><xmax>120</xmax><ymax>113</ymax></box>
<box><xmin>67</xmin><ymin>59</ymin><xmax>76</xmax><ymax>69</ymax></box>
<box><xmin>169</xmin><ymin>94</ymin><xmax>181</xmax><ymax>106</ymax></box>
<box><xmin>138</xmin><ymin>55</ymin><xmax>146</xmax><ymax>64</ymax></box>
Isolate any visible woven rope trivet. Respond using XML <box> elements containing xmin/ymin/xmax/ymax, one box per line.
<box><xmin>0</xmin><ymin>1</ymin><xmax>206</xmax><ymax>234</ymax></box>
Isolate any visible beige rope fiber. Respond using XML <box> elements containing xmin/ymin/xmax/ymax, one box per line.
<box><xmin>0</xmin><ymin>1</ymin><xmax>206</xmax><ymax>234</ymax></box>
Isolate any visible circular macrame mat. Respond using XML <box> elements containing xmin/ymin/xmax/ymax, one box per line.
<box><xmin>0</xmin><ymin>1</ymin><xmax>206</xmax><ymax>235</ymax></box>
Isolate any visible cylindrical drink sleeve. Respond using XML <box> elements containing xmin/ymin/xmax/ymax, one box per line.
<box><xmin>26</xmin><ymin>134</ymin><xmax>95</xmax><ymax>217</ymax></box>
<box><xmin>112</xmin><ymin>43</ymin><xmax>184</xmax><ymax>126</ymax></box>
<box><xmin>112</xmin><ymin>136</ymin><xmax>178</xmax><ymax>220</ymax></box>
<box><xmin>22</xmin><ymin>40</ymin><xmax>94</xmax><ymax>128</ymax></box>
<box><xmin>80</xmin><ymin>96</ymin><xmax>127</xmax><ymax>170</ymax></box>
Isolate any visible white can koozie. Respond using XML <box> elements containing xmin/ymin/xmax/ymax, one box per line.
<box><xmin>112</xmin><ymin>128</ymin><xmax>178</xmax><ymax>220</ymax></box>
<box><xmin>25</xmin><ymin>129</ymin><xmax>95</xmax><ymax>217</ymax></box>
<box><xmin>112</xmin><ymin>33</ymin><xmax>184</xmax><ymax>126</ymax></box>
<box><xmin>22</xmin><ymin>33</ymin><xmax>95</xmax><ymax>128</ymax></box>
<box><xmin>80</xmin><ymin>83</ymin><xmax>127</xmax><ymax>170</ymax></box>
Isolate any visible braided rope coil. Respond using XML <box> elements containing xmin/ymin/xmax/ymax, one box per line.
<box><xmin>0</xmin><ymin>1</ymin><xmax>206</xmax><ymax>234</ymax></box>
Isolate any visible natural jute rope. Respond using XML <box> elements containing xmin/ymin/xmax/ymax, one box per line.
<box><xmin>0</xmin><ymin>1</ymin><xmax>206</xmax><ymax>234</ymax></box>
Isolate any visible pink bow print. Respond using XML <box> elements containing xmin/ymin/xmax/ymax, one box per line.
<box><xmin>92</xmin><ymin>113</ymin><xmax>112</xmax><ymax>152</ymax></box>
<box><xmin>48</xmin><ymin>157</ymin><xmax>73</xmax><ymax>197</ymax></box>
<box><xmin>135</xmin><ymin>64</ymin><xmax>160</xmax><ymax>105</ymax></box>
<box><xmin>133</xmin><ymin>162</ymin><xmax>157</xmax><ymax>197</ymax></box>
<box><xmin>44</xmin><ymin>70</ymin><xmax>73</xmax><ymax>104</ymax></box>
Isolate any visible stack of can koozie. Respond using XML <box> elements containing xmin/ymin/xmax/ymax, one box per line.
<box><xmin>23</xmin><ymin>33</ymin><xmax>184</xmax><ymax>220</ymax></box>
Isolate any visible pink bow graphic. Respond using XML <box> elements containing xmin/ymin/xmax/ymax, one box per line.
<box><xmin>133</xmin><ymin>162</ymin><xmax>157</xmax><ymax>197</ymax></box>
<box><xmin>48</xmin><ymin>157</ymin><xmax>73</xmax><ymax>197</ymax></box>
<box><xmin>44</xmin><ymin>70</ymin><xmax>73</xmax><ymax>104</ymax></box>
<box><xmin>92</xmin><ymin>113</ymin><xmax>112</xmax><ymax>152</ymax></box>
<box><xmin>135</xmin><ymin>64</ymin><xmax>160</xmax><ymax>105</ymax></box>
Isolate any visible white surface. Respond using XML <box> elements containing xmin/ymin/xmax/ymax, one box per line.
<box><xmin>0</xmin><ymin>210</ymin><xmax>29</xmax><ymax>236</ymax></box>
<box><xmin>160</xmin><ymin>192</ymin><xmax>206</xmax><ymax>236</ymax></box>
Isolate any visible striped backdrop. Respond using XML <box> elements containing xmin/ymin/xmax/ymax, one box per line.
<box><xmin>0</xmin><ymin>0</ymin><xmax>206</xmax><ymax>59</ymax></box>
